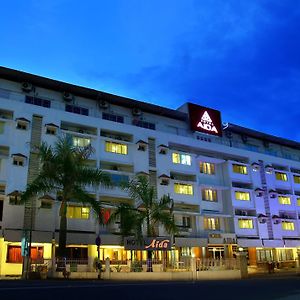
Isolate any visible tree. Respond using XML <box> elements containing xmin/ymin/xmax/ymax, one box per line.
<box><xmin>111</xmin><ymin>175</ymin><xmax>177</xmax><ymax>271</ymax></box>
<box><xmin>21</xmin><ymin>135</ymin><xmax>111</xmax><ymax>257</ymax></box>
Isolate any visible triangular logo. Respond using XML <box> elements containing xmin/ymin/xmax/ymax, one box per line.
<box><xmin>197</xmin><ymin>111</ymin><xmax>218</xmax><ymax>133</ymax></box>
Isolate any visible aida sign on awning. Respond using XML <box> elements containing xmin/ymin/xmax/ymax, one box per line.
<box><xmin>124</xmin><ymin>237</ymin><xmax>171</xmax><ymax>251</ymax></box>
<box><xmin>188</xmin><ymin>103</ymin><xmax>222</xmax><ymax>137</ymax></box>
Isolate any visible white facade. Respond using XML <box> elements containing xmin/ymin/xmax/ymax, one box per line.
<box><xmin>0</xmin><ymin>67</ymin><xmax>300</xmax><ymax>275</ymax></box>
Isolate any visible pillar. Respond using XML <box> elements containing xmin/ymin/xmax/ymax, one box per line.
<box><xmin>237</xmin><ymin>252</ymin><xmax>248</xmax><ymax>279</ymax></box>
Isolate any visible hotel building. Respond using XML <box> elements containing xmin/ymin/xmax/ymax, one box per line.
<box><xmin>0</xmin><ymin>67</ymin><xmax>299</xmax><ymax>276</ymax></box>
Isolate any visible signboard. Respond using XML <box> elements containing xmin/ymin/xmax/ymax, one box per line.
<box><xmin>188</xmin><ymin>103</ymin><xmax>222</xmax><ymax>137</ymax></box>
<box><xmin>124</xmin><ymin>237</ymin><xmax>171</xmax><ymax>251</ymax></box>
<box><xmin>21</xmin><ymin>231</ymin><xmax>29</xmax><ymax>257</ymax></box>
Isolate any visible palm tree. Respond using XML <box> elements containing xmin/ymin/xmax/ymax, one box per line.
<box><xmin>21</xmin><ymin>135</ymin><xmax>111</xmax><ymax>258</ymax></box>
<box><xmin>112</xmin><ymin>175</ymin><xmax>177</xmax><ymax>271</ymax></box>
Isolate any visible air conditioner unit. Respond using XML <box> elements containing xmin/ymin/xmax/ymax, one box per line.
<box><xmin>132</xmin><ymin>108</ymin><xmax>142</xmax><ymax>116</ymax></box>
<box><xmin>62</xmin><ymin>92</ymin><xmax>73</xmax><ymax>102</ymax></box>
<box><xmin>21</xmin><ymin>82</ymin><xmax>34</xmax><ymax>93</ymax></box>
<box><xmin>99</xmin><ymin>100</ymin><xmax>109</xmax><ymax>109</ymax></box>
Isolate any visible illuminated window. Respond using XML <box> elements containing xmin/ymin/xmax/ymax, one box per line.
<box><xmin>174</xmin><ymin>183</ymin><xmax>193</xmax><ymax>195</ymax></box>
<box><xmin>172</xmin><ymin>153</ymin><xmax>191</xmax><ymax>165</ymax></box>
<box><xmin>6</xmin><ymin>246</ymin><xmax>43</xmax><ymax>263</ymax></box>
<box><xmin>282</xmin><ymin>221</ymin><xmax>295</xmax><ymax>231</ymax></box>
<box><xmin>275</xmin><ymin>172</ymin><xmax>288</xmax><ymax>181</ymax></box>
<box><xmin>238</xmin><ymin>219</ymin><xmax>253</xmax><ymax>229</ymax></box>
<box><xmin>278</xmin><ymin>196</ymin><xmax>291</xmax><ymax>205</ymax></box>
<box><xmin>204</xmin><ymin>217</ymin><xmax>220</xmax><ymax>230</ymax></box>
<box><xmin>67</xmin><ymin>206</ymin><xmax>90</xmax><ymax>219</ymax></box>
<box><xmin>200</xmin><ymin>162</ymin><xmax>215</xmax><ymax>175</ymax></box>
<box><xmin>232</xmin><ymin>164</ymin><xmax>248</xmax><ymax>175</ymax></box>
<box><xmin>294</xmin><ymin>175</ymin><xmax>300</xmax><ymax>184</ymax></box>
<box><xmin>105</xmin><ymin>141</ymin><xmax>128</xmax><ymax>155</ymax></box>
<box><xmin>73</xmin><ymin>136</ymin><xmax>91</xmax><ymax>147</ymax></box>
<box><xmin>202</xmin><ymin>189</ymin><xmax>217</xmax><ymax>202</ymax></box>
<box><xmin>235</xmin><ymin>191</ymin><xmax>250</xmax><ymax>201</ymax></box>
<box><xmin>297</xmin><ymin>198</ymin><xmax>300</xmax><ymax>206</ymax></box>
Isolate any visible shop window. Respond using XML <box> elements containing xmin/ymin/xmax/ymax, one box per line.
<box><xmin>232</xmin><ymin>164</ymin><xmax>248</xmax><ymax>175</ymax></box>
<box><xmin>275</xmin><ymin>172</ymin><xmax>288</xmax><ymax>182</ymax></box>
<box><xmin>174</xmin><ymin>183</ymin><xmax>193</xmax><ymax>195</ymax></box>
<box><xmin>66</xmin><ymin>206</ymin><xmax>90</xmax><ymax>219</ymax></box>
<box><xmin>202</xmin><ymin>189</ymin><xmax>217</xmax><ymax>202</ymax></box>
<box><xmin>282</xmin><ymin>221</ymin><xmax>295</xmax><ymax>231</ymax></box>
<box><xmin>172</xmin><ymin>153</ymin><xmax>191</xmax><ymax>165</ymax></box>
<box><xmin>65</xmin><ymin>247</ymin><xmax>88</xmax><ymax>262</ymax></box>
<box><xmin>200</xmin><ymin>162</ymin><xmax>215</xmax><ymax>175</ymax></box>
<box><xmin>278</xmin><ymin>196</ymin><xmax>291</xmax><ymax>205</ymax></box>
<box><xmin>294</xmin><ymin>175</ymin><xmax>300</xmax><ymax>184</ymax></box>
<box><xmin>204</xmin><ymin>217</ymin><xmax>220</xmax><ymax>230</ymax></box>
<box><xmin>238</xmin><ymin>219</ymin><xmax>253</xmax><ymax>229</ymax></box>
<box><xmin>105</xmin><ymin>141</ymin><xmax>127</xmax><ymax>155</ymax></box>
<box><xmin>73</xmin><ymin>136</ymin><xmax>91</xmax><ymax>147</ymax></box>
<box><xmin>235</xmin><ymin>191</ymin><xmax>250</xmax><ymax>201</ymax></box>
<box><xmin>7</xmin><ymin>246</ymin><xmax>43</xmax><ymax>263</ymax></box>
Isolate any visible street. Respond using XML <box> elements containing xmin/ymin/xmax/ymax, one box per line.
<box><xmin>0</xmin><ymin>276</ymin><xmax>300</xmax><ymax>300</ymax></box>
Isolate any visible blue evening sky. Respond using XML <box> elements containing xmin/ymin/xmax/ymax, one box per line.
<box><xmin>1</xmin><ymin>1</ymin><xmax>300</xmax><ymax>141</ymax></box>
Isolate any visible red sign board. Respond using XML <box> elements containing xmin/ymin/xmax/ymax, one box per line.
<box><xmin>188</xmin><ymin>103</ymin><xmax>222</xmax><ymax>137</ymax></box>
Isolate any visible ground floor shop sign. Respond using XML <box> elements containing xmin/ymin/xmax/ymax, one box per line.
<box><xmin>124</xmin><ymin>237</ymin><xmax>171</xmax><ymax>251</ymax></box>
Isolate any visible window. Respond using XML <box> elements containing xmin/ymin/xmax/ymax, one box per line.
<box><xmin>16</xmin><ymin>120</ymin><xmax>29</xmax><ymax>130</ymax></box>
<box><xmin>9</xmin><ymin>195</ymin><xmax>22</xmax><ymax>205</ymax></box>
<box><xmin>73</xmin><ymin>136</ymin><xmax>91</xmax><ymax>147</ymax></box>
<box><xmin>282</xmin><ymin>221</ymin><xmax>295</xmax><ymax>231</ymax></box>
<box><xmin>172</xmin><ymin>153</ymin><xmax>191</xmax><ymax>165</ymax></box>
<box><xmin>12</xmin><ymin>157</ymin><xmax>25</xmax><ymax>167</ymax></box>
<box><xmin>111</xmin><ymin>174</ymin><xmax>129</xmax><ymax>187</ymax></box>
<box><xmin>204</xmin><ymin>217</ymin><xmax>220</xmax><ymax>230</ymax></box>
<box><xmin>25</xmin><ymin>95</ymin><xmax>51</xmax><ymax>108</ymax></box>
<box><xmin>105</xmin><ymin>141</ymin><xmax>127</xmax><ymax>155</ymax></box>
<box><xmin>0</xmin><ymin>122</ymin><xmax>4</xmax><ymax>134</ymax></box>
<box><xmin>297</xmin><ymin>198</ymin><xmax>300</xmax><ymax>206</ymax></box>
<box><xmin>45</xmin><ymin>125</ymin><xmax>57</xmax><ymax>135</ymax></box>
<box><xmin>202</xmin><ymin>189</ymin><xmax>218</xmax><ymax>202</ymax></box>
<box><xmin>174</xmin><ymin>183</ymin><xmax>193</xmax><ymax>195</ymax></box>
<box><xmin>182</xmin><ymin>216</ymin><xmax>191</xmax><ymax>228</ymax></box>
<box><xmin>200</xmin><ymin>162</ymin><xmax>215</xmax><ymax>175</ymax></box>
<box><xmin>238</xmin><ymin>219</ymin><xmax>253</xmax><ymax>229</ymax></box>
<box><xmin>66</xmin><ymin>247</ymin><xmax>88</xmax><ymax>261</ymax></box>
<box><xmin>132</xmin><ymin>119</ymin><xmax>155</xmax><ymax>130</ymax></box>
<box><xmin>66</xmin><ymin>206</ymin><xmax>90</xmax><ymax>219</ymax></box>
<box><xmin>235</xmin><ymin>191</ymin><xmax>250</xmax><ymax>201</ymax></box>
<box><xmin>7</xmin><ymin>246</ymin><xmax>43</xmax><ymax>263</ymax></box>
<box><xmin>275</xmin><ymin>172</ymin><xmax>288</xmax><ymax>181</ymax></box>
<box><xmin>278</xmin><ymin>196</ymin><xmax>291</xmax><ymax>205</ymax></box>
<box><xmin>232</xmin><ymin>164</ymin><xmax>248</xmax><ymax>175</ymax></box>
<box><xmin>40</xmin><ymin>200</ymin><xmax>52</xmax><ymax>209</ymax></box>
<box><xmin>294</xmin><ymin>175</ymin><xmax>300</xmax><ymax>184</ymax></box>
<box><xmin>65</xmin><ymin>104</ymin><xmax>89</xmax><ymax>116</ymax></box>
<box><xmin>102</xmin><ymin>112</ymin><xmax>124</xmax><ymax>123</ymax></box>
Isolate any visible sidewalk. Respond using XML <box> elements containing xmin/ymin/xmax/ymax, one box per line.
<box><xmin>248</xmin><ymin>266</ymin><xmax>300</xmax><ymax>278</ymax></box>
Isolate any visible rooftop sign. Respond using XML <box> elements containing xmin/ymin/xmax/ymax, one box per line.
<box><xmin>188</xmin><ymin>103</ymin><xmax>222</xmax><ymax>137</ymax></box>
